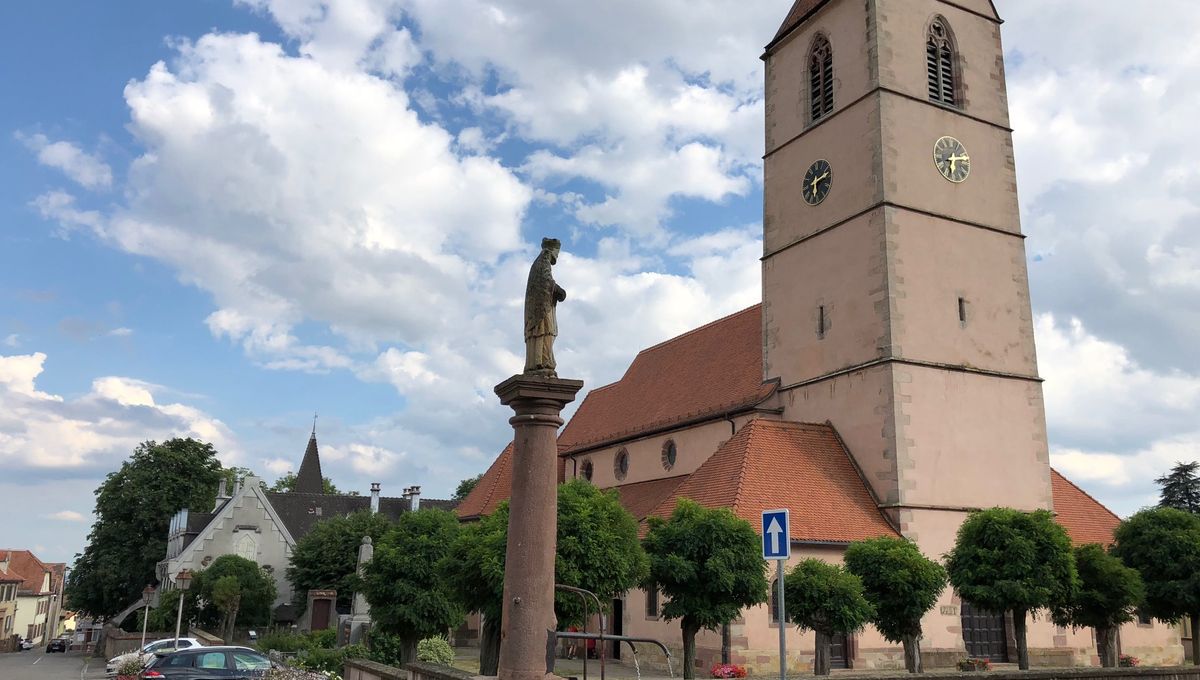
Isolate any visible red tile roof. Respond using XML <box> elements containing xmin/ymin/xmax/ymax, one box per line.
<box><xmin>0</xmin><ymin>550</ymin><xmax>51</xmax><ymax>594</ymax></box>
<box><xmin>558</xmin><ymin>305</ymin><xmax>775</xmax><ymax>453</ymax></box>
<box><xmin>648</xmin><ymin>418</ymin><xmax>898</xmax><ymax>543</ymax></box>
<box><xmin>1050</xmin><ymin>469</ymin><xmax>1121</xmax><ymax>546</ymax></box>
<box><xmin>613</xmin><ymin>475</ymin><xmax>690</xmax><ymax>522</ymax></box>
<box><xmin>456</xmin><ymin>442</ymin><xmax>515</xmax><ymax>520</ymax></box>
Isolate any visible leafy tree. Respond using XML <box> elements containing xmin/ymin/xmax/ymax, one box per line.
<box><xmin>1156</xmin><ymin>462</ymin><xmax>1200</xmax><ymax>514</ymax></box>
<box><xmin>186</xmin><ymin>555</ymin><xmax>277</xmax><ymax>635</ymax></box>
<box><xmin>1051</xmin><ymin>544</ymin><xmax>1144</xmax><ymax>667</ymax></box>
<box><xmin>844</xmin><ymin>537</ymin><xmax>947</xmax><ymax>673</ymax></box>
<box><xmin>783</xmin><ymin>559</ymin><xmax>874</xmax><ymax>676</ymax></box>
<box><xmin>362</xmin><ymin>509</ymin><xmax>464</xmax><ymax>664</ymax></box>
<box><xmin>440</xmin><ymin>481</ymin><xmax>647</xmax><ymax>676</ymax></box>
<box><xmin>453</xmin><ymin>474</ymin><xmax>484</xmax><ymax>502</ymax></box>
<box><xmin>220</xmin><ymin>466</ymin><xmax>258</xmax><ymax>490</ymax></box>
<box><xmin>945</xmin><ymin>508</ymin><xmax>1079</xmax><ymax>670</ymax></box>
<box><xmin>643</xmin><ymin>499</ymin><xmax>768</xmax><ymax>680</ymax></box>
<box><xmin>66</xmin><ymin>439</ymin><xmax>225</xmax><ymax>618</ymax></box>
<box><xmin>287</xmin><ymin>510</ymin><xmax>394</xmax><ymax>612</ymax></box>
<box><xmin>268</xmin><ymin>472</ymin><xmax>345</xmax><ymax>495</ymax></box>
<box><xmin>1112</xmin><ymin>507</ymin><xmax>1200</xmax><ymax>665</ymax></box>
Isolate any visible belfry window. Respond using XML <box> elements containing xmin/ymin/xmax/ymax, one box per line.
<box><xmin>809</xmin><ymin>34</ymin><xmax>834</xmax><ymax>121</ymax></box>
<box><xmin>927</xmin><ymin>17</ymin><xmax>958</xmax><ymax>106</ymax></box>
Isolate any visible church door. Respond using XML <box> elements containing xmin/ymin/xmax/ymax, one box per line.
<box><xmin>829</xmin><ymin>633</ymin><xmax>850</xmax><ymax>669</ymax></box>
<box><xmin>960</xmin><ymin>602</ymin><xmax>1008</xmax><ymax>662</ymax></box>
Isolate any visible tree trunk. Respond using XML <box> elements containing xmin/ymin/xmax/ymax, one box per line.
<box><xmin>225</xmin><ymin>605</ymin><xmax>239</xmax><ymax>645</ymax></box>
<box><xmin>1095</xmin><ymin>626</ymin><xmax>1118</xmax><ymax>668</ymax></box>
<box><xmin>480</xmin><ymin>615</ymin><xmax>502</xmax><ymax>676</ymax></box>
<box><xmin>1191</xmin><ymin>613</ymin><xmax>1200</xmax><ymax>667</ymax></box>
<box><xmin>682</xmin><ymin>619</ymin><xmax>699</xmax><ymax>680</ymax></box>
<box><xmin>1013</xmin><ymin>610</ymin><xmax>1030</xmax><ymax>671</ymax></box>
<box><xmin>902</xmin><ymin>633</ymin><xmax>922</xmax><ymax>673</ymax></box>
<box><xmin>813</xmin><ymin>630</ymin><xmax>831</xmax><ymax>676</ymax></box>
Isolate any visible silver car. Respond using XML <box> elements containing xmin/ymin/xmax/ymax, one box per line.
<box><xmin>106</xmin><ymin>638</ymin><xmax>202</xmax><ymax>675</ymax></box>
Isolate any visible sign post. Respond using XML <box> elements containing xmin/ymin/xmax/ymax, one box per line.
<box><xmin>762</xmin><ymin>509</ymin><xmax>790</xmax><ymax>680</ymax></box>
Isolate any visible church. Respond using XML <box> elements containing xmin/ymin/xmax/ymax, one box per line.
<box><xmin>458</xmin><ymin>0</ymin><xmax>1184</xmax><ymax>671</ymax></box>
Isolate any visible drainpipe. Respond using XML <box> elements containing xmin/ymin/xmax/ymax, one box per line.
<box><xmin>370</xmin><ymin>483</ymin><xmax>381</xmax><ymax>514</ymax></box>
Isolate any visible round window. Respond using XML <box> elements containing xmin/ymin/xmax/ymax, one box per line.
<box><xmin>662</xmin><ymin>440</ymin><xmax>677</xmax><ymax>470</ymax></box>
<box><xmin>581</xmin><ymin>459</ymin><xmax>594</xmax><ymax>482</ymax></box>
<box><xmin>614</xmin><ymin>449</ymin><xmax>630</xmax><ymax>481</ymax></box>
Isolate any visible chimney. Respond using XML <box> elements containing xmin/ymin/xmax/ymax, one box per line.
<box><xmin>231</xmin><ymin>477</ymin><xmax>241</xmax><ymax>497</ymax></box>
<box><xmin>370</xmin><ymin>483</ymin><xmax>381</xmax><ymax>514</ymax></box>
<box><xmin>410</xmin><ymin>485</ymin><xmax>421</xmax><ymax>511</ymax></box>
<box><xmin>214</xmin><ymin>478</ymin><xmax>230</xmax><ymax>511</ymax></box>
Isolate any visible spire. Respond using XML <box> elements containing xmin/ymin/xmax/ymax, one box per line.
<box><xmin>295</xmin><ymin>427</ymin><xmax>325</xmax><ymax>495</ymax></box>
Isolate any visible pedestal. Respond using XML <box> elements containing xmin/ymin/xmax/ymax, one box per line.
<box><xmin>494</xmin><ymin>374</ymin><xmax>583</xmax><ymax>680</ymax></box>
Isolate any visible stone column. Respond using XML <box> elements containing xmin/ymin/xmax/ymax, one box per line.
<box><xmin>495</xmin><ymin>374</ymin><xmax>583</xmax><ymax>680</ymax></box>
<box><xmin>347</xmin><ymin>536</ymin><xmax>373</xmax><ymax>644</ymax></box>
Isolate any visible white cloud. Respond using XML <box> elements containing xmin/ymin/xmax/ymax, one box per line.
<box><xmin>3</xmin><ymin>334</ymin><xmax>19</xmax><ymax>348</ymax></box>
<box><xmin>16</xmin><ymin>132</ymin><xmax>113</xmax><ymax>190</ymax></box>
<box><xmin>107</xmin><ymin>327</ymin><xmax>134</xmax><ymax>338</ymax></box>
<box><xmin>46</xmin><ymin>510</ymin><xmax>88</xmax><ymax>522</ymax></box>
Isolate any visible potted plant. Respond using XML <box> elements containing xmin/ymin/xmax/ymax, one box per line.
<box><xmin>956</xmin><ymin>657</ymin><xmax>992</xmax><ymax>672</ymax></box>
<box><xmin>1119</xmin><ymin>654</ymin><xmax>1140</xmax><ymax>667</ymax></box>
<box><xmin>116</xmin><ymin>656</ymin><xmax>146</xmax><ymax>680</ymax></box>
<box><xmin>710</xmin><ymin>663</ymin><xmax>747</xmax><ymax>678</ymax></box>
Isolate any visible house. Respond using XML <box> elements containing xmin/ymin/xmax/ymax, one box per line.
<box><xmin>155</xmin><ymin>430</ymin><xmax>453</xmax><ymax>624</ymax></box>
<box><xmin>458</xmin><ymin>0</ymin><xmax>1184</xmax><ymax>670</ymax></box>
<box><xmin>0</xmin><ymin>570</ymin><xmax>20</xmax><ymax>642</ymax></box>
<box><xmin>0</xmin><ymin>550</ymin><xmax>66</xmax><ymax>645</ymax></box>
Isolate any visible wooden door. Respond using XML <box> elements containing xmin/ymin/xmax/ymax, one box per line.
<box><xmin>829</xmin><ymin>633</ymin><xmax>849</xmax><ymax>669</ymax></box>
<box><xmin>960</xmin><ymin>601</ymin><xmax>1008</xmax><ymax>662</ymax></box>
<box><xmin>311</xmin><ymin>599</ymin><xmax>332</xmax><ymax>631</ymax></box>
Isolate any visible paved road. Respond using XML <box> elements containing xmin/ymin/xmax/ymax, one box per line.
<box><xmin>0</xmin><ymin>650</ymin><xmax>104</xmax><ymax>680</ymax></box>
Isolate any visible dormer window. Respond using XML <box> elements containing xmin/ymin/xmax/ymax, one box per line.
<box><xmin>927</xmin><ymin>17</ymin><xmax>958</xmax><ymax>106</ymax></box>
<box><xmin>809</xmin><ymin>34</ymin><xmax>834</xmax><ymax>121</ymax></box>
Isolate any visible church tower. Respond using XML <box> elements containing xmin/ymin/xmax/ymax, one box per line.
<box><xmin>761</xmin><ymin>0</ymin><xmax>1052</xmax><ymax>553</ymax></box>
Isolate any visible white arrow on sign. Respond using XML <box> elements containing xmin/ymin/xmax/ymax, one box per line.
<box><xmin>766</xmin><ymin>516</ymin><xmax>785</xmax><ymax>555</ymax></box>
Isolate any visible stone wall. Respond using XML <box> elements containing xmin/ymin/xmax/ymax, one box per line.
<box><xmin>864</xmin><ymin>668</ymin><xmax>1200</xmax><ymax>680</ymax></box>
<box><xmin>344</xmin><ymin>659</ymin><xmax>480</xmax><ymax>680</ymax></box>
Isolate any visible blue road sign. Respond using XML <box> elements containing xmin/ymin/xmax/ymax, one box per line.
<box><xmin>761</xmin><ymin>509</ymin><xmax>790</xmax><ymax>560</ymax></box>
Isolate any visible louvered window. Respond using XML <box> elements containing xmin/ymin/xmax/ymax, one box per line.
<box><xmin>927</xmin><ymin>17</ymin><xmax>957</xmax><ymax>106</ymax></box>
<box><xmin>809</xmin><ymin>34</ymin><xmax>834</xmax><ymax>121</ymax></box>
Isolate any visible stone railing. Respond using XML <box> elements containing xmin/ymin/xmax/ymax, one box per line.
<box><xmin>867</xmin><ymin>668</ymin><xmax>1200</xmax><ymax>680</ymax></box>
<box><xmin>343</xmin><ymin>659</ymin><xmax>479</xmax><ymax>680</ymax></box>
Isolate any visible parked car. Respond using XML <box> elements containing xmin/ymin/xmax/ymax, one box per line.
<box><xmin>139</xmin><ymin>646</ymin><xmax>278</xmax><ymax>679</ymax></box>
<box><xmin>46</xmin><ymin>637</ymin><xmax>69</xmax><ymax>653</ymax></box>
<box><xmin>107</xmin><ymin>638</ymin><xmax>202</xmax><ymax>676</ymax></box>
<box><xmin>18</xmin><ymin>638</ymin><xmax>35</xmax><ymax>651</ymax></box>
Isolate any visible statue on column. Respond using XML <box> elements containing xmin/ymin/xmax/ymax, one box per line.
<box><xmin>524</xmin><ymin>238</ymin><xmax>566</xmax><ymax>377</ymax></box>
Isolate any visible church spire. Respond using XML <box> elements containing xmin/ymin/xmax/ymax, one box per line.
<box><xmin>295</xmin><ymin>423</ymin><xmax>325</xmax><ymax>495</ymax></box>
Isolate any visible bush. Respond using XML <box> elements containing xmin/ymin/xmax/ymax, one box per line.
<box><xmin>957</xmin><ymin>658</ymin><xmax>991</xmax><ymax>672</ymax></box>
<box><xmin>365</xmin><ymin>629</ymin><xmax>407</xmax><ymax>666</ymax></box>
<box><xmin>256</xmin><ymin>629</ymin><xmax>336</xmax><ymax>655</ymax></box>
<box><xmin>116</xmin><ymin>656</ymin><xmax>147</xmax><ymax>677</ymax></box>
<box><xmin>710</xmin><ymin>663</ymin><xmax>747</xmax><ymax>678</ymax></box>
<box><xmin>416</xmin><ymin>636</ymin><xmax>454</xmax><ymax>665</ymax></box>
<box><xmin>308</xmin><ymin>628</ymin><xmax>336</xmax><ymax>649</ymax></box>
<box><xmin>1119</xmin><ymin>654</ymin><xmax>1140</xmax><ymax>667</ymax></box>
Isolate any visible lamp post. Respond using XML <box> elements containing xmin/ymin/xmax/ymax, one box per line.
<box><xmin>173</xmin><ymin>570</ymin><xmax>192</xmax><ymax>649</ymax></box>
<box><xmin>139</xmin><ymin>585</ymin><xmax>155</xmax><ymax>650</ymax></box>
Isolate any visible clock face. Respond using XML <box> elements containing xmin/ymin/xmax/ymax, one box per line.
<box><xmin>934</xmin><ymin>136</ymin><xmax>970</xmax><ymax>183</ymax></box>
<box><xmin>802</xmin><ymin>159</ymin><xmax>832</xmax><ymax>205</ymax></box>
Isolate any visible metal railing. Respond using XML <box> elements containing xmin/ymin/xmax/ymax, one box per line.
<box><xmin>554</xmin><ymin>584</ymin><xmax>673</xmax><ymax>680</ymax></box>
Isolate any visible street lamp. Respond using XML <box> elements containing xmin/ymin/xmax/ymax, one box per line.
<box><xmin>139</xmin><ymin>585</ymin><xmax>156</xmax><ymax>650</ymax></box>
<box><xmin>173</xmin><ymin>570</ymin><xmax>192</xmax><ymax>650</ymax></box>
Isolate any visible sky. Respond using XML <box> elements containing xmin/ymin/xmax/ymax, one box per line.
<box><xmin>1</xmin><ymin>0</ymin><xmax>1198</xmax><ymax>565</ymax></box>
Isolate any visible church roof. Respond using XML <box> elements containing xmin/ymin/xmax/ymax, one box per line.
<box><xmin>647</xmin><ymin>418</ymin><xmax>899</xmax><ymax>542</ymax></box>
<box><xmin>294</xmin><ymin>433</ymin><xmax>325</xmax><ymax>494</ymax></box>
<box><xmin>558</xmin><ymin>305</ymin><xmax>775</xmax><ymax>453</ymax></box>
<box><xmin>1050</xmin><ymin>469</ymin><xmax>1122</xmax><ymax>546</ymax></box>
<box><xmin>770</xmin><ymin>0</ymin><xmax>830</xmax><ymax>45</ymax></box>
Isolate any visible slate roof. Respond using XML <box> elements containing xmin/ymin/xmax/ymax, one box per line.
<box><xmin>1050</xmin><ymin>469</ymin><xmax>1122</xmax><ymax>546</ymax></box>
<box><xmin>558</xmin><ymin>305</ymin><xmax>775</xmax><ymax>454</ymax></box>
<box><xmin>265</xmin><ymin>492</ymin><xmax>456</xmax><ymax>541</ymax></box>
<box><xmin>294</xmin><ymin>433</ymin><xmax>325</xmax><ymax>495</ymax></box>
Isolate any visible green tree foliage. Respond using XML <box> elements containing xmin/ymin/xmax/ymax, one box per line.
<box><xmin>453</xmin><ymin>474</ymin><xmax>484</xmax><ymax>502</ymax></box>
<box><xmin>945</xmin><ymin>508</ymin><xmax>1079</xmax><ymax>670</ymax></box>
<box><xmin>1156</xmin><ymin>462</ymin><xmax>1200</xmax><ymax>514</ymax></box>
<box><xmin>66</xmin><ymin>438</ymin><xmax>224</xmax><ymax>618</ymax></box>
<box><xmin>185</xmin><ymin>555</ymin><xmax>277</xmax><ymax>636</ymax></box>
<box><xmin>268</xmin><ymin>472</ymin><xmax>344</xmax><ymax>495</ymax></box>
<box><xmin>362</xmin><ymin>509</ymin><xmax>464</xmax><ymax>664</ymax></box>
<box><xmin>416</xmin><ymin>636</ymin><xmax>455</xmax><ymax>665</ymax></box>
<box><xmin>783</xmin><ymin>559</ymin><xmax>874</xmax><ymax>676</ymax></box>
<box><xmin>1051</xmin><ymin>544</ymin><xmax>1144</xmax><ymax>667</ymax></box>
<box><xmin>1112</xmin><ymin>507</ymin><xmax>1200</xmax><ymax>666</ymax></box>
<box><xmin>441</xmin><ymin>505</ymin><xmax>509</xmax><ymax>675</ymax></box>
<box><xmin>844</xmin><ymin>537</ymin><xmax>947</xmax><ymax>673</ymax></box>
<box><xmin>643</xmin><ymin>499</ymin><xmax>768</xmax><ymax>680</ymax></box>
<box><xmin>287</xmin><ymin>510</ymin><xmax>394</xmax><ymax>612</ymax></box>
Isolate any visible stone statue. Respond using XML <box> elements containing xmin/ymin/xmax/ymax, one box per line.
<box><xmin>524</xmin><ymin>238</ymin><xmax>566</xmax><ymax>377</ymax></box>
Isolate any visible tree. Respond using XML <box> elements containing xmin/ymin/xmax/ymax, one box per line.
<box><xmin>66</xmin><ymin>438</ymin><xmax>225</xmax><ymax>618</ymax></box>
<box><xmin>1112</xmin><ymin>507</ymin><xmax>1200</xmax><ymax>666</ymax></box>
<box><xmin>287</xmin><ymin>510</ymin><xmax>394</xmax><ymax>612</ymax></box>
<box><xmin>1156</xmin><ymin>462</ymin><xmax>1200</xmax><ymax>514</ymax></box>
<box><xmin>783</xmin><ymin>559</ymin><xmax>874</xmax><ymax>676</ymax></box>
<box><xmin>643</xmin><ymin>499</ymin><xmax>768</xmax><ymax>680</ymax></box>
<box><xmin>844</xmin><ymin>536</ymin><xmax>947</xmax><ymax>673</ymax></box>
<box><xmin>453</xmin><ymin>474</ymin><xmax>484</xmax><ymax>502</ymax></box>
<box><xmin>440</xmin><ymin>481</ymin><xmax>647</xmax><ymax>676</ymax></box>
<box><xmin>268</xmin><ymin>472</ymin><xmax>345</xmax><ymax>495</ymax></box>
<box><xmin>1051</xmin><ymin>543</ymin><xmax>1144</xmax><ymax>667</ymax></box>
<box><xmin>944</xmin><ymin>508</ymin><xmax>1079</xmax><ymax>670</ymax></box>
<box><xmin>362</xmin><ymin>509</ymin><xmax>464</xmax><ymax>664</ymax></box>
<box><xmin>187</xmin><ymin>555</ymin><xmax>277</xmax><ymax>635</ymax></box>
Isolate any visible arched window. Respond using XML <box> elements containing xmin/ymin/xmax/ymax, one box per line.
<box><xmin>236</xmin><ymin>534</ymin><xmax>257</xmax><ymax>563</ymax></box>
<box><xmin>927</xmin><ymin>17</ymin><xmax>958</xmax><ymax>106</ymax></box>
<box><xmin>809</xmin><ymin>34</ymin><xmax>834</xmax><ymax>121</ymax></box>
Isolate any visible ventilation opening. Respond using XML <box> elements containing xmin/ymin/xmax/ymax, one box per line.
<box><xmin>818</xmin><ymin>305</ymin><xmax>827</xmax><ymax>339</ymax></box>
<box><xmin>958</xmin><ymin>297</ymin><xmax>967</xmax><ymax>325</ymax></box>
